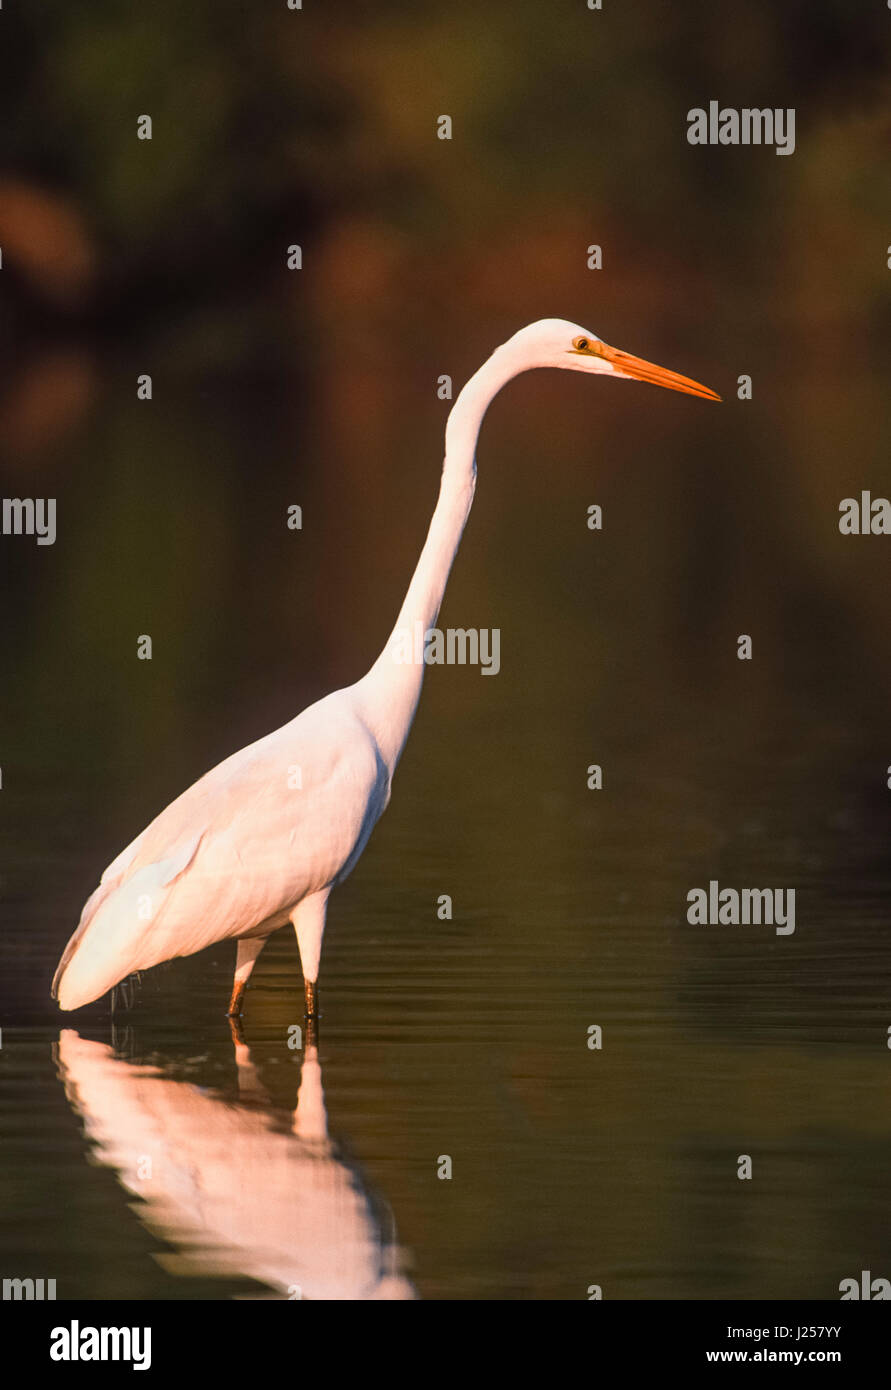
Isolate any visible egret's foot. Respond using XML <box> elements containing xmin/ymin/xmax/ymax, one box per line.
<box><xmin>304</xmin><ymin>980</ymin><xmax>318</xmax><ymax>1018</ymax></box>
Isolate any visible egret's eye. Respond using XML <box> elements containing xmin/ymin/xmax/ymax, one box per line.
<box><xmin>573</xmin><ymin>336</ymin><xmax>591</xmax><ymax>352</ymax></box>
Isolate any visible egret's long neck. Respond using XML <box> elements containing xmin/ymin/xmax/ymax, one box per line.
<box><xmin>354</xmin><ymin>346</ymin><xmax>518</xmax><ymax>770</ymax></box>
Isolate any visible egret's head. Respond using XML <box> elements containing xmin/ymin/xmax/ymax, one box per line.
<box><xmin>501</xmin><ymin>318</ymin><xmax>720</xmax><ymax>401</ymax></box>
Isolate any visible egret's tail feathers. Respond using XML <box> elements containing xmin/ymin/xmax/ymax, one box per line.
<box><xmin>53</xmin><ymin>832</ymin><xmax>203</xmax><ymax>1011</ymax></box>
<box><xmin>51</xmin><ymin>881</ymin><xmax>118</xmax><ymax>1001</ymax></box>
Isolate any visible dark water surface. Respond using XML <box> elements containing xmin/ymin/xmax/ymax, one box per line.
<box><xmin>2</xmin><ymin>365</ymin><xmax>891</xmax><ymax>1300</ymax></box>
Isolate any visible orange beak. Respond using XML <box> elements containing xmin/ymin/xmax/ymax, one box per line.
<box><xmin>577</xmin><ymin>341</ymin><xmax>721</xmax><ymax>402</ymax></box>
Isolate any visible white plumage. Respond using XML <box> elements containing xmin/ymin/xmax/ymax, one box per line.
<box><xmin>52</xmin><ymin>319</ymin><xmax>718</xmax><ymax>1016</ymax></box>
<box><xmin>54</xmin><ymin>693</ymin><xmax>388</xmax><ymax>1010</ymax></box>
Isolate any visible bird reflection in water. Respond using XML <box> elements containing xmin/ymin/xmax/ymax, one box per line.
<box><xmin>55</xmin><ymin>1027</ymin><xmax>415</xmax><ymax>1300</ymax></box>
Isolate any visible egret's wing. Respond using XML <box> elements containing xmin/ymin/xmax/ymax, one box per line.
<box><xmin>50</xmin><ymin>833</ymin><xmax>203</xmax><ymax>999</ymax></box>
<box><xmin>54</xmin><ymin>692</ymin><xmax>387</xmax><ymax>1009</ymax></box>
<box><xmin>101</xmin><ymin>829</ymin><xmax>149</xmax><ymax>885</ymax></box>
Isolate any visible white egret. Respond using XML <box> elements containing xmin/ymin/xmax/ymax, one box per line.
<box><xmin>52</xmin><ymin>319</ymin><xmax>719</xmax><ymax>1018</ymax></box>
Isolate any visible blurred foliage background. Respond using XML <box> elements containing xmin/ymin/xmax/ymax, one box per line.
<box><xmin>2</xmin><ymin>0</ymin><xmax>891</xmax><ymax>1299</ymax></box>
<box><xmin>1</xmin><ymin>0</ymin><xmax>890</xmax><ymax>808</ymax></box>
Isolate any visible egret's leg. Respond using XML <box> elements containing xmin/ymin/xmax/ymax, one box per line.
<box><xmin>227</xmin><ymin>936</ymin><xmax>268</xmax><ymax>1017</ymax></box>
<box><xmin>227</xmin><ymin>1013</ymin><xmax>247</xmax><ymax>1047</ymax></box>
<box><xmin>290</xmin><ymin>891</ymin><xmax>330</xmax><ymax>1019</ymax></box>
